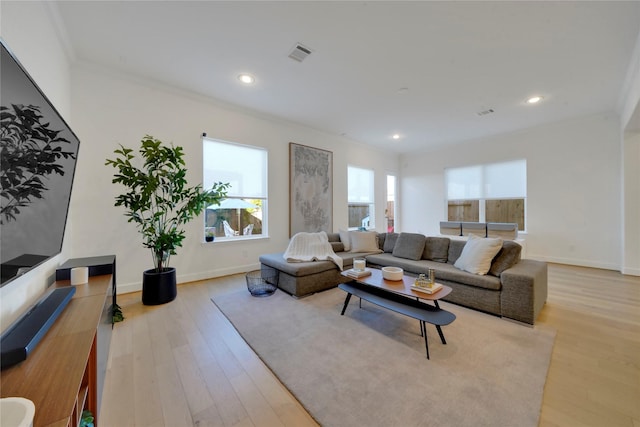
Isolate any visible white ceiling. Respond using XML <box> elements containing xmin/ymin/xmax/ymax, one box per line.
<box><xmin>53</xmin><ymin>1</ymin><xmax>640</xmax><ymax>153</ymax></box>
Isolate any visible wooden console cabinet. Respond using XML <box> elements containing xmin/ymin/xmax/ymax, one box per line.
<box><xmin>1</xmin><ymin>273</ymin><xmax>113</xmax><ymax>426</ymax></box>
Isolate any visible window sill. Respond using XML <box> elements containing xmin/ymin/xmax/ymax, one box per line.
<box><xmin>201</xmin><ymin>235</ymin><xmax>269</xmax><ymax>245</ymax></box>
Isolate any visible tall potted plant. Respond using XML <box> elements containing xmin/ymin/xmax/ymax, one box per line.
<box><xmin>106</xmin><ymin>135</ymin><xmax>229</xmax><ymax>305</ymax></box>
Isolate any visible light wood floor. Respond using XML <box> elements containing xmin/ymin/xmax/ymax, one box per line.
<box><xmin>100</xmin><ymin>264</ymin><xmax>640</xmax><ymax>427</ymax></box>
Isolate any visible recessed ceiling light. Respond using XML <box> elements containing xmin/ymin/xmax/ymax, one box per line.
<box><xmin>526</xmin><ymin>96</ymin><xmax>543</xmax><ymax>104</ymax></box>
<box><xmin>238</xmin><ymin>73</ymin><xmax>255</xmax><ymax>84</ymax></box>
<box><xmin>392</xmin><ymin>134</ymin><xmax>401</xmax><ymax>140</ymax></box>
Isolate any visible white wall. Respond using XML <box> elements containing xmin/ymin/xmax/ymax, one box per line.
<box><xmin>623</xmin><ymin>130</ymin><xmax>640</xmax><ymax>275</ymax></box>
<box><xmin>400</xmin><ymin>113</ymin><xmax>623</xmax><ymax>271</ymax></box>
<box><xmin>69</xmin><ymin>63</ymin><xmax>398</xmax><ymax>293</ymax></box>
<box><xmin>619</xmin><ymin>30</ymin><xmax>640</xmax><ymax>276</ymax></box>
<box><xmin>0</xmin><ymin>1</ymin><xmax>74</xmax><ymax>332</ymax></box>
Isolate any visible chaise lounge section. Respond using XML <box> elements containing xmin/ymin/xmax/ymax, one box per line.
<box><xmin>259</xmin><ymin>233</ymin><xmax>381</xmax><ymax>297</ymax></box>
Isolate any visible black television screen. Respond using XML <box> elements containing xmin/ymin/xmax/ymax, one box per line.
<box><xmin>0</xmin><ymin>39</ymin><xmax>80</xmax><ymax>287</ymax></box>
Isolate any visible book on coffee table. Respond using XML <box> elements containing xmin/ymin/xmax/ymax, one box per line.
<box><xmin>346</xmin><ymin>268</ymin><xmax>372</xmax><ymax>278</ymax></box>
<box><xmin>411</xmin><ymin>283</ymin><xmax>443</xmax><ymax>294</ymax></box>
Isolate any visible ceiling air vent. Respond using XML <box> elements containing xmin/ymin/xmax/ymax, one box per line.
<box><xmin>476</xmin><ymin>108</ymin><xmax>495</xmax><ymax>116</ymax></box>
<box><xmin>288</xmin><ymin>43</ymin><xmax>313</xmax><ymax>62</ymax></box>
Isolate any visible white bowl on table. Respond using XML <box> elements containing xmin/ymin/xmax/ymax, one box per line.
<box><xmin>381</xmin><ymin>266</ymin><xmax>404</xmax><ymax>281</ymax></box>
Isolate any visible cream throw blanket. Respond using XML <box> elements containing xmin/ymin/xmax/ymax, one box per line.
<box><xmin>283</xmin><ymin>231</ymin><xmax>343</xmax><ymax>271</ymax></box>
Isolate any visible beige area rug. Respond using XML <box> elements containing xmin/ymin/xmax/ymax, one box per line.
<box><xmin>212</xmin><ymin>287</ymin><xmax>556</xmax><ymax>427</ymax></box>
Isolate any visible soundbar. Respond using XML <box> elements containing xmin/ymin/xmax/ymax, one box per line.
<box><xmin>1</xmin><ymin>286</ymin><xmax>75</xmax><ymax>369</ymax></box>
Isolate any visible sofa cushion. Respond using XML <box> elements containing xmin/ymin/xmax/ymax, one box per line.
<box><xmin>259</xmin><ymin>253</ymin><xmax>338</xmax><ymax>277</ymax></box>
<box><xmin>423</xmin><ymin>237</ymin><xmax>450</xmax><ymax>263</ymax></box>
<box><xmin>364</xmin><ymin>253</ymin><xmax>501</xmax><ymax>291</ymax></box>
<box><xmin>489</xmin><ymin>240</ymin><xmax>522</xmax><ymax>276</ymax></box>
<box><xmin>339</xmin><ymin>229</ymin><xmax>351</xmax><ymax>251</ymax></box>
<box><xmin>435</xmin><ymin>262</ymin><xmax>502</xmax><ymax>290</ymax></box>
<box><xmin>330</xmin><ymin>241</ymin><xmax>345</xmax><ymax>253</ymax></box>
<box><xmin>454</xmin><ymin>235</ymin><xmax>503</xmax><ymax>275</ymax></box>
<box><xmin>350</xmin><ymin>231</ymin><xmax>382</xmax><ymax>253</ymax></box>
<box><xmin>327</xmin><ymin>232</ymin><xmax>341</xmax><ymax>243</ymax></box>
<box><xmin>447</xmin><ymin>239</ymin><xmax>467</xmax><ymax>264</ymax></box>
<box><xmin>383</xmin><ymin>232</ymin><xmax>399</xmax><ymax>253</ymax></box>
<box><xmin>392</xmin><ymin>232</ymin><xmax>426</xmax><ymax>260</ymax></box>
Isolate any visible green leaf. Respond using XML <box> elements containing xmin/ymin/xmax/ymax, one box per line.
<box><xmin>106</xmin><ymin>135</ymin><xmax>229</xmax><ymax>270</ymax></box>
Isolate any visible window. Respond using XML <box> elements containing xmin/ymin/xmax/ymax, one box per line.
<box><xmin>445</xmin><ymin>159</ymin><xmax>526</xmax><ymax>231</ymax></box>
<box><xmin>203</xmin><ymin>137</ymin><xmax>267</xmax><ymax>240</ymax></box>
<box><xmin>386</xmin><ymin>174</ymin><xmax>396</xmax><ymax>233</ymax></box>
<box><xmin>348</xmin><ymin>166</ymin><xmax>375</xmax><ymax>229</ymax></box>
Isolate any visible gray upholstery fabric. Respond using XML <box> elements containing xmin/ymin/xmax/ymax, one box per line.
<box><xmin>366</xmin><ymin>254</ymin><xmax>501</xmax><ymax>291</ymax></box>
<box><xmin>377</xmin><ymin>232</ymin><xmax>386</xmax><ymax>250</ymax></box>
<box><xmin>383</xmin><ymin>232</ymin><xmax>399</xmax><ymax>253</ymax></box>
<box><xmin>447</xmin><ymin>239</ymin><xmax>467</xmax><ymax>264</ymax></box>
<box><xmin>259</xmin><ymin>253</ymin><xmax>338</xmax><ymax>276</ymax></box>
<box><xmin>500</xmin><ymin>259</ymin><xmax>548</xmax><ymax>324</ymax></box>
<box><xmin>330</xmin><ymin>241</ymin><xmax>345</xmax><ymax>252</ymax></box>
<box><xmin>423</xmin><ymin>237</ymin><xmax>450</xmax><ymax>262</ymax></box>
<box><xmin>489</xmin><ymin>240</ymin><xmax>522</xmax><ymax>277</ymax></box>
<box><xmin>273</xmin><ymin>266</ymin><xmax>352</xmax><ymax>297</ymax></box>
<box><xmin>392</xmin><ymin>232</ymin><xmax>426</xmax><ymax>260</ymax></box>
<box><xmin>327</xmin><ymin>232</ymin><xmax>341</xmax><ymax>242</ymax></box>
<box><xmin>261</xmin><ymin>233</ymin><xmax>547</xmax><ymax>324</ymax></box>
<box><xmin>434</xmin><ymin>263</ymin><xmax>501</xmax><ymax>290</ymax></box>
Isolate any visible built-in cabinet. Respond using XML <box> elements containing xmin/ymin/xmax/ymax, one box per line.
<box><xmin>0</xmin><ymin>273</ymin><xmax>113</xmax><ymax>426</ymax></box>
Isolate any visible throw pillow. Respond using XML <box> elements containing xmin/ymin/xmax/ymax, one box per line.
<box><xmin>489</xmin><ymin>240</ymin><xmax>522</xmax><ymax>276</ymax></box>
<box><xmin>454</xmin><ymin>234</ymin><xmax>503</xmax><ymax>275</ymax></box>
<box><xmin>423</xmin><ymin>237</ymin><xmax>450</xmax><ymax>262</ymax></box>
<box><xmin>339</xmin><ymin>229</ymin><xmax>351</xmax><ymax>251</ymax></box>
<box><xmin>350</xmin><ymin>231</ymin><xmax>382</xmax><ymax>253</ymax></box>
<box><xmin>383</xmin><ymin>232</ymin><xmax>399</xmax><ymax>253</ymax></box>
<box><xmin>392</xmin><ymin>232</ymin><xmax>426</xmax><ymax>260</ymax></box>
<box><xmin>330</xmin><ymin>241</ymin><xmax>345</xmax><ymax>253</ymax></box>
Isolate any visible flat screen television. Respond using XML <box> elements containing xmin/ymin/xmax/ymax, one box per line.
<box><xmin>1</xmin><ymin>38</ymin><xmax>80</xmax><ymax>287</ymax></box>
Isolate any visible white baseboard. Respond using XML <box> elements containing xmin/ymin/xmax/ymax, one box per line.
<box><xmin>621</xmin><ymin>266</ymin><xmax>640</xmax><ymax>276</ymax></box>
<box><xmin>115</xmin><ymin>262</ymin><xmax>261</xmax><ymax>295</ymax></box>
<box><xmin>526</xmin><ymin>253</ymin><xmax>619</xmax><ymax>272</ymax></box>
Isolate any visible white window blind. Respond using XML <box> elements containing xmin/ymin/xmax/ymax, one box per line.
<box><xmin>203</xmin><ymin>138</ymin><xmax>267</xmax><ymax>198</ymax></box>
<box><xmin>348</xmin><ymin>166</ymin><xmax>374</xmax><ymax>203</ymax></box>
<box><xmin>446</xmin><ymin>159</ymin><xmax>526</xmax><ymax>200</ymax></box>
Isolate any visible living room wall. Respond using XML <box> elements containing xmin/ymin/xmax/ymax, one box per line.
<box><xmin>400</xmin><ymin>113</ymin><xmax>624</xmax><ymax>271</ymax></box>
<box><xmin>68</xmin><ymin>63</ymin><xmax>398</xmax><ymax>293</ymax></box>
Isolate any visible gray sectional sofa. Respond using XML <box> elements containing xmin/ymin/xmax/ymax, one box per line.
<box><xmin>259</xmin><ymin>231</ymin><xmax>547</xmax><ymax>325</ymax></box>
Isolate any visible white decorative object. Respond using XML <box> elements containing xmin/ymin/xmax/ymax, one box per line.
<box><xmin>353</xmin><ymin>258</ymin><xmax>366</xmax><ymax>271</ymax></box>
<box><xmin>382</xmin><ymin>266</ymin><xmax>403</xmax><ymax>281</ymax></box>
<box><xmin>0</xmin><ymin>397</ymin><xmax>35</xmax><ymax>427</ymax></box>
<box><xmin>70</xmin><ymin>267</ymin><xmax>88</xmax><ymax>285</ymax></box>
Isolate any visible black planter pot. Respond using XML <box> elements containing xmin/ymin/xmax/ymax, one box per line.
<box><xmin>142</xmin><ymin>267</ymin><xmax>177</xmax><ymax>305</ymax></box>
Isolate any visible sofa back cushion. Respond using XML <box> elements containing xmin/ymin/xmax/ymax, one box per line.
<box><xmin>330</xmin><ymin>241</ymin><xmax>345</xmax><ymax>252</ymax></box>
<box><xmin>327</xmin><ymin>232</ymin><xmax>341</xmax><ymax>242</ymax></box>
<box><xmin>488</xmin><ymin>240</ymin><xmax>522</xmax><ymax>276</ymax></box>
<box><xmin>392</xmin><ymin>232</ymin><xmax>426</xmax><ymax>260</ymax></box>
<box><xmin>447</xmin><ymin>239</ymin><xmax>467</xmax><ymax>264</ymax></box>
<box><xmin>383</xmin><ymin>232</ymin><xmax>399</xmax><ymax>253</ymax></box>
<box><xmin>422</xmin><ymin>237</ymin><xmax>450</xmax><ymax>263</ymax></box>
